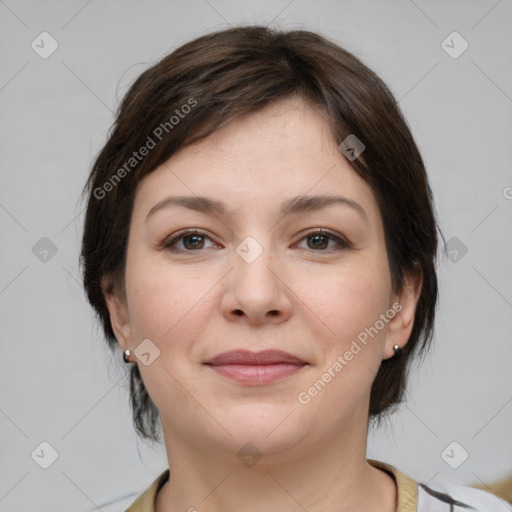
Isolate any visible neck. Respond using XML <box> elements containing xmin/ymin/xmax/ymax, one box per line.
<box><xmin>155</xmin><ymin>420</ymin><xmax>397</xmax><ymax>512</ymax></box>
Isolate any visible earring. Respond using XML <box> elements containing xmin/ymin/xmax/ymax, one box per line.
<box><xmin>393</xmin><ymin>344</ymin><xmax>402</xmax><ymax>356</ymax></box>
<box><xmin>123</xmin><ymin>349</ymin><xmax>132</xmax><ymax>363</ymax></box>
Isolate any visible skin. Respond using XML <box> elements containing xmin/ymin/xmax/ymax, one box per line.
<box><xmin>104</xmin><ymin>96</ymin><xmax>422</xmax><ymax>512</ymax></box>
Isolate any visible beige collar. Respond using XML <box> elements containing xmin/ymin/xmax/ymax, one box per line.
<box><xmin>127</xmin><ymin>459</ymin><xmax>417</xmax><ymax>512</ymax></box>
<box><xmin>368</xmin><ymin>459</ymin><xmax>418</xmax><ymax>512</ymax></box>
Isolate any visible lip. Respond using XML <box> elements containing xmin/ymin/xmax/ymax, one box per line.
<box><xmin>204</xmin><ymin>350</ymin><xmax>308</xmax><ymax>385</ymax></box>
<box><xmin>204</xmin><ymin>349</ymin><xmax>306</xmax><ymax>366</ymax></box>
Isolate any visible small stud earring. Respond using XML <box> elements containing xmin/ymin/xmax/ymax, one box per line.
<box><xmin>393</xmin><ymin>344</ymin><xmax>402</xmax><ymax>356</ymax></box>
<box><xmin>123</xmin><ymin>349</ymin><xmax>132</xmax><ymax>363</ymax></box>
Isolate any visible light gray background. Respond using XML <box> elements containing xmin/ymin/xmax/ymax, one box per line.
<box><xmin>1</xmin><ymin>1</ymin><xmax>511</xmax><ymax>511</ymax></box>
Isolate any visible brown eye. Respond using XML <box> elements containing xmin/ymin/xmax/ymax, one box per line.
<box><xmin>307</xmin><ymin>233</ymin><xmax>330</xmax><ymax>250</ymax></box>
<box><xmin>163</xmin><ymin>231</ymin><xmax>216</xmax><ymax>252</ymax></box>
<box><xmin>181</xmin><ymin>234</ymin><xmax>206</xmax><ymax>250</ymax></box>
<box><xmin>296</xmin><ymin>230</ymin><xmax>351</xmax><ymax>251</ymax></box>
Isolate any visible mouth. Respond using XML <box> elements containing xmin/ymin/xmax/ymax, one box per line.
<box><xmin>203</xmin><ymin>350</ymin><xmax>308</xmax><ymax>385</ymax></box>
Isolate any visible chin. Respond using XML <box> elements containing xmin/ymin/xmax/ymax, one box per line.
<box><xmin>207</xmin><ymin>405</ymin><xmax>313</xmax><ymax>460</ymax></box>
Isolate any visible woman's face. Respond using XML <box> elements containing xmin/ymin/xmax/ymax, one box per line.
<box><xmin>107</xmin><ymin>97</ymin><xmax>419</xmax><ymax>459</ymax></box>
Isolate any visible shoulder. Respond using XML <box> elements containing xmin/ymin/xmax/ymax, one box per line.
<box><xmin>368</xmin><ymin>459</ymin><xmax>511</xmax><ymax>512</ymax></box>
<box><xmin>125</xmin><ymin>469</ymin><xmax>170</xmax><ymax>512</ymax></box>
<box><xmin>418</xmin><ymin>479</ymin><xmax>512</xmax><ymax>512</ymax></box>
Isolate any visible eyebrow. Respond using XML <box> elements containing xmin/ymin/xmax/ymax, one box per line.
<box><xmin>145</xmin><ymin>194</ymin><xmax>369</xmax><ymax>224</ymax></box>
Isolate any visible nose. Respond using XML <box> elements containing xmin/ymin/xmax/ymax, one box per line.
<box><xmin>221</xmin><ymin>238</ymin><xmax>293</xmax><ymax>326</ymax></box>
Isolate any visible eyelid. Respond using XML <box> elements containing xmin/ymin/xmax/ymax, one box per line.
<box><xmin>293</xmin><ymin>228</ymin><xmax>352</xmax><ymax>250</ymax></box>
<box><xmin>161</xmin><ymin>228</ymin><xmax>217</xmax><ymax>249</ymax></box>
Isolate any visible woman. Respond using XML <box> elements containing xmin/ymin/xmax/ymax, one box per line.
<box><xmin>80</xmin><ymin>25</ymin><xmax>509</xmax><ymax>512</ymax></box>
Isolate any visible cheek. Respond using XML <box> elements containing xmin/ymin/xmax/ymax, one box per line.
<box><xmin>125</xmin><ymin>254</ymin><xmax>219</xmax><ymax>360</ymax></box>
<box><xmin>124</xmin><ymin>261</ymin><xmax>209</xmax><ymax>411</ymax></box>
<box><xmin>300</xmin><ymin>264</ymin><xmax>391</xmax><ymax>343</ymax></box>
<box><xmin>295</xmin><ymin>271</ymin><xmax>392</xmax><ymax>417</ymax></box>
<box><xmin>127</xmin><ymin>270</ymin><xmax>199</xmax><ymax>340</ymax></box>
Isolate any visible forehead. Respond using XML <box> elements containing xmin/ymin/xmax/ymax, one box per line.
<box><xmin>133</xmin><ymin>97</ymin><xmax>381</xmax><ymax>225</ymax></box>
<box><xmin>185</xmin><ymin>97</ymin><xmax>339</xmax><ymax>168</ymax></box>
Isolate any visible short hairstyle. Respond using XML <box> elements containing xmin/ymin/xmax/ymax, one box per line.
<box><xmin>80</xmin><ymin>25</ymin><xmax>443</xmax><ymax>443</ymax></box>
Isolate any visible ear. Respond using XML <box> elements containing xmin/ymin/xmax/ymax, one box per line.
<box><xmin>101</xmin><ymin>275</ymin><xmax>132</xmax><ymax>351</ymax></box>
<box><xmin>382</xmin><ymin>268</ymin><xmax>423</xmax><ymax>360</ymax></box>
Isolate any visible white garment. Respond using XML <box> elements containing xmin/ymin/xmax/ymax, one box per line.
<box><xmin>417</xmin><ymin>479</ymin><xmax>512</xmax><ymax>511</ymax></box>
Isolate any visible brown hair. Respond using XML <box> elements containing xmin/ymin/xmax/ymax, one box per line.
<box><xmin>80</xmin><ymin>25</ymin><xmax>444</xmax><ymax>442</ymax></box>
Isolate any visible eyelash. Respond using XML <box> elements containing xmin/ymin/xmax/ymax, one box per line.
<box><xmin>162</xmin><ymin>228</ymin><xmax>352</xmax><ymax>253</ymax></box>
